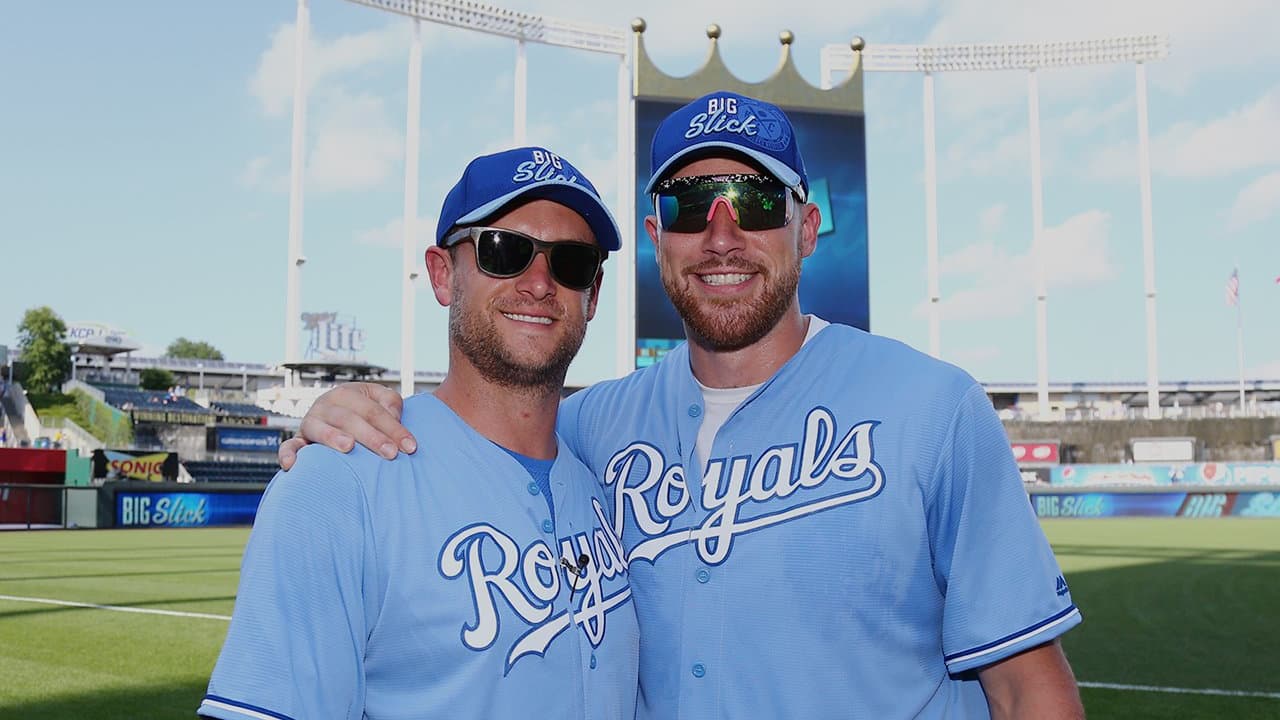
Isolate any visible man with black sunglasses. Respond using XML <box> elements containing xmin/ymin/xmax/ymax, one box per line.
<box><xmin>281</xmin><ymin>93</ymin><xmax>1083</xmax><ymax>719</ymax></box>
<box><xmin>200</xmin><ymin>147</ymin><xmax>639</xmax><ymax>720</ymax></box>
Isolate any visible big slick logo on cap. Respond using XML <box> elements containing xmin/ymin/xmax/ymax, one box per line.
<box><xmin>510</xmin><ymin>149</ymin><xmax>579</xmax><ymax>185</ymax></box>
<box><xmin>684</xmin><ymin>95</ymin><xmax>792</xmax><ymax>153</ymax></box>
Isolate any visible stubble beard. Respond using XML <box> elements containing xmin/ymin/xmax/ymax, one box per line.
<box><xmin>663</xmin><ymin>254</ymin><xmax>802</xmax><ymax>352</ymax></box>
<box><xmin>449</xmin><ymin>290</ymin><xmax>587</xmax><ymax>395</ymax></box>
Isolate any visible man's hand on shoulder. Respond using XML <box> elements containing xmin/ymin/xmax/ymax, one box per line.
<box><xmin>277</xmin><ymin>382</ymin><xmax>416</xmax><ymax>471</ymax></box>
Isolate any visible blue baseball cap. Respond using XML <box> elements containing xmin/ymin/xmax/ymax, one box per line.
<box><xmin>645</xmin><ymin>91</ymin><xmax>808</xmax><ymax>199</ymax></box>
<box><xmin>436</xmin><ymin>146</ymin><xmax>621</xmax><ymax>252</ymax></box>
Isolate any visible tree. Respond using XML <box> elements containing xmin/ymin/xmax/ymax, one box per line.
<box><xmin>139</xmin><ymin>367</ymin><xmax>176</xmax><ymax>391</ymax></box>
<box><xmin>16</xmin><ymin>306</ymin><xmax>71</xmax><ymax>394</ymax></box>
<box><xmin>166</xmin><ymin>337</ymin><xmax>224</xmax><ymax>361</ymax></box>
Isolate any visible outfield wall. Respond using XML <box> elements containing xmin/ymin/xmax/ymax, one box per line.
<box><xmin>1005</xmin><ymin>417</ymin><xmax>1280</xmax><ymax>463</ymax></box>
<box><xmin>1027</xmin><ymin>485</ymin><xmax>1280</xmax><ymax>518</ymax></box>
<box><xmin>95</xmin><ymin>480</ymin><xmax>265</xmax><ymax>529</ymax></box>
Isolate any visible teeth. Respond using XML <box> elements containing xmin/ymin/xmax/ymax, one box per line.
<box><xmin>700</xmin><ymin>273</ymin><xmax>752</xmax><ymax>286</ymax></box>
<box><xmin>503</xmin><ymin>312</ymin><xmax>553</xmax><ymax>325</ymax></box>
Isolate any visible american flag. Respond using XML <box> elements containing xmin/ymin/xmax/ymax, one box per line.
<box><xmin>1225</xmin><ymin>268</ymin><xmax>1240</xmax><ymax>306</ymax></box>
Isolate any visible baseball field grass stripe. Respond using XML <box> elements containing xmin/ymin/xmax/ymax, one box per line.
<box><xmin>1079</xmin><ymin>682</ymin><xmax>1280</xmax><ymax>700</ymax></box>
<box><xmin>0</xmin><ymin>593</ymin><xmax>232</xmax><ymax>621</ymax></box>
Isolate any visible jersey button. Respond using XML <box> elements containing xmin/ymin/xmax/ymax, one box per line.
<box><xmin>696</xmin><ymin>569</ymin><xmax>710</xmax><ymax>584</ymax></box>
<box><xmin>691</xmin><ymin>663</ymin><xmax>706</xmax><ymax>678</ymax></box>
<box><xmin>527</xmin><ymin>482</ymin><xmax>540</xmax><ymax>496</ymax></box>
<box><xmin>590</xmin><ymin>653</ymin><xmax>598</xmax><ymax>670</ymax></box>
<box><xmin>687</xmin><ymin>404</ymin><xmax>702</xmax><ymax>418</ymax></box>
<box><xmin>542</xmin><ymin>519</ymin><xmax>554</xmax><ymax>534</ymax></box>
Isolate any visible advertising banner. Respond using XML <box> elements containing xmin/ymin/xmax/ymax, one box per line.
<box><xmin>115</xmin><ymin>491</ymin><xmax>263</xmax><ymax>528</ymax></box>
<box><xmin>1051</xmin><ymin>462</ymin><xmax>1280</xmax><ymax>487</ymax></box>
<box><xmin>92</xmin><ymin>449</ymin><xmax>178</xmax><ymax>482</ymax></box>
<box><xmin>633</xmin><ymin>98</ymin><xmax>868</xmax><ymax>367</ymax></box>
<box><xmin>1020</xmin><ymin>468</ymin><xmax>1051</xmax><ymax>485</ymax></box>
<box><xmin>130</xmin><ymin>409</ymin><xmax>211</xmax><ymax>426</ymax></box>
<box><xmin>1031</xmin><ymin>491</ymin><xmax>1280</xmax><ymax>518</ymax></box>
<box><xmin>1052</xmin><ymin>465</ymin><xmax>1175</xmax><ymax>487</ymax></box>
<box><xmin>1012</xmin><ymin>441</ymin><xmax>1061</xmax><ymax>466</ymax></box>
<box><xmin>209</xmin><ymin>427</ymin><xmax>282</xmax><ymax>452</ymax></box>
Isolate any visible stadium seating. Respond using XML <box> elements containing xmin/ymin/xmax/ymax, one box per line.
<box><xmin>99</xmin><ymin>386</ymin><xmax>208</xmax><ymax>414</ymax></box>
<box><xmin>209</xmin><ymin>402</ymin><xmax>284</xmax><ymax>418</ymax></box>
<box><xmin>183</xmin><ymin>461</ymin><xmax>278</xmax><ymax>484</ymax></box>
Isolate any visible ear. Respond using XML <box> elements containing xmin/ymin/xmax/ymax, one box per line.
<box><xmin>798</xmin><ymin>202</ymin><xmax>821</xmax><ymax>259</ymax></box>
<box><xmin>644</xmin><ymin>214</ymin><xmax>661</xmax><ymax>251</ymax></box>
<box><xmin>424</xmin><ymin>246</ymin><xmax>454</xmax><ymax>307</ymax></box>
<box><xmin>584</xmin><ymin>266</ymin><xmax>604</xmax><ymax>322</ymax></box>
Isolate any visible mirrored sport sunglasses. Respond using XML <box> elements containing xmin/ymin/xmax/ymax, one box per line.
<box><xmin>652</xmin><ymin>173</ymin><xmax>804</xmax><ymax>234</ymax></box>
<box><xmin>443</xmin><ymin>226</ymin><xmax>605</xmax><ymax>291</ymax></box>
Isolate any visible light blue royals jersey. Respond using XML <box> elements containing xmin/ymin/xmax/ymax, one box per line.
<box><xmin>201</xmin><ymin>394</ymin><xmax>639</xmax><ymax>720</ymax></box>
<box><xmin>557</xmin><ymin>322</ymin><xmax>1080</xmax><ymax>719</ymax></box>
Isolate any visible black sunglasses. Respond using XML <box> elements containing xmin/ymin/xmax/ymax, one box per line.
<box><xmin>443</xmin><ymin>226</ymin><xmax>604</xmax><ymax>292</ymax></box>
<box><xmin>652</xmin><ymin>173</ymin><xmax>803</xmax><ymax>233</ymax></box>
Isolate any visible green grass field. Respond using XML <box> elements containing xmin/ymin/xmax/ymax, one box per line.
<box><xmin>1</xmin><ymin>519</ymin><xmax>1277</xmax><ymax>718</ymax></box>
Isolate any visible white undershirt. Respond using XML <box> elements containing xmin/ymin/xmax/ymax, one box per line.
<box><xmin>692</xmin><ymin>316</ymin><xmax>830</xmax><ymax>472</ymax></box>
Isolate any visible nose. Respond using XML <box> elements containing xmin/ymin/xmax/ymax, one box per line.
<box><xmin>701</xmin><ymin>196</ymin><xmax>746</xmax><ymax>255</ymax></box>
<box><xmin>705</xmin><ymin>195</ymin><xmax>739</xmax><ymax>225</ymax></box>
<box><xmin>514</xmin><ymin>251</ymin><xmax>556</xmax><ymax>299</ymax></box>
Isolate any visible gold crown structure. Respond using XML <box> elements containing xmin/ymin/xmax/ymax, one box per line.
<box><xmin>631</xmin><ymin>18</ymin><xmax>865</xmax><ymax>112</ymax></box>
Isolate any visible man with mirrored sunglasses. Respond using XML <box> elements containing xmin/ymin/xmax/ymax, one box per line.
<box><xmin>281</xmin><ymin>92</ymin><xmax>1084</xmax><ymax>719</ymax></box>
<box><xmin>199</xmin><ymin>146</ymin><xmax>639</xmax><ymax>720</ymax></box>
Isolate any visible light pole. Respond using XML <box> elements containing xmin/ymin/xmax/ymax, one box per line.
<box><xmin>341</xmin><ymin>0</ymin><xmax>630</xmax><ymax>379</ymax></box>
<box><xmin>284</xmin><ymin>0</ymin><xmax>310</xmax><ymax>389</ymax></box>
<box><xmin>821</xmin><ymin>36</ymin><xmax>1169</xmax><ymax>418</ymax></box>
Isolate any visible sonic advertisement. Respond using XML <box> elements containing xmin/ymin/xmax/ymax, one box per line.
<box><xmin>634</xmin><ymin>97</ymin><xmax>869</xmax><ymax>367</ymax></box>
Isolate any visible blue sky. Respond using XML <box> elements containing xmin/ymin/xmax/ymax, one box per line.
<box><xmin>3</xmin><ymin>0</ymin><xmax>1277</xmax><ymax>387</ymax></box>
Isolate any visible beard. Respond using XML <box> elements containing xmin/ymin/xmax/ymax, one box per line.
<box><xmin>449</xmin><ymin>288</ymin><xmax>587</xmax><ymax>394</ymax></box>
<box><xmin>662</xmin><ymin>254</ymin><xmax>801</xmax><ymax>352</ymax></box>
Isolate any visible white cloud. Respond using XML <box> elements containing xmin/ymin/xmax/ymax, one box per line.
<box><xmin>1226</xmin><ymin>171</ymin><xmax>1280</xmax><ymax>231</ymax></box>
<box><xmin>924</xmin><ymin>209</ymin><xmax>1115</xmax><ymax>321</ymax></box>
<box><xmin>979</xmin><ymin>203</ymin><xmax>1007</xmax><ymax>235</ymax></box>
<box><xmin>306</xmin><ymin>90</ymin><xmax>404</xmax><ymax>193</ymax></box>
<box><xmin>1061</xmin><ymin>97</ymin><xmax>1132</xmax><ymax>135</ymax></box>
<box><xmin>238</xmin><ymin>155</ymin><xmax>281</xmax><ymax>191</ymax></box>
<box><xmin>1154</xmin><ymin>88</ymin><xmax>1280</xmax><ymax>178</ymax></box>
<box><xmin>942</xmin><ymin>128</ymin><xmax>1028</xmax><ymax>179</ymax></box>
<box><xmin>250</xmin><ymin>22</ymin><xmax>411</xmax><ymax>117</ymax></box>
<box><xmin>356</xmin><ymin>215</ymin><xmax>437</xmax><ymax>250</ymax></box>
<box><xmin>1086</xmin><ymin>86</ymin><xmax>1280</xmax><ymax>181</ymax></box>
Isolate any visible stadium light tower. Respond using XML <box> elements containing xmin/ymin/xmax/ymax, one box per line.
<box><xmin>822</xmin><ymin>35</ymin><xmax>1169</xmax><ymax>420</ymax></box>
<box><xmin>283</xmin><ymin>0</ymin><xmax>310</xmax><ymax>389</ymax></box>
<box><xmin>336</xmin><ymin>0</ymin><xmax>632</xmax><ymax>387</ymax></box>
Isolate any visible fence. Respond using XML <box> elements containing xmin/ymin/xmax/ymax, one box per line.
<box><xmin>0</xmin><ymin>484</ymin><xmax>98</xmax><ymax>530</ymax></box>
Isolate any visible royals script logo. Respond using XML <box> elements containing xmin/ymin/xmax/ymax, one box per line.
<box><xmin>603</xmin><ymin>407</ymin><xmax>884</xmax><ymax>565</ymax></box>
<box><xmin>438</xmin><ymin>498</ymin><xmax>631</xmax><ymax>673</ymax></box>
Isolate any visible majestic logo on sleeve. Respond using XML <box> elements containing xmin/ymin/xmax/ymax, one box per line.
<box><xmin>603</xmin><ymin>407</ymin><xmax>884</xmax><ymax>565</ymax></box>
<box><xmin>438</xmin><ymin>498</ymin><xmax>630</xmax><ymax>673</ymax></box>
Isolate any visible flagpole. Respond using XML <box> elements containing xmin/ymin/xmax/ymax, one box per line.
<box><xmin>1235</xmin><ymin>296</ymin><xmax>1246</xmax><ymax>413</ymax></box>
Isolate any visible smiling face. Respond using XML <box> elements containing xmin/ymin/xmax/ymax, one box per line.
<box><xmin>427</xmin><ymin>199</ymin><xmax>602</xmax><ymax>393</ymax></box>
<box><xmin>645</xmin><ymin>156</ymin><xmax>817</xmax><ymax>352</ymax></box>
